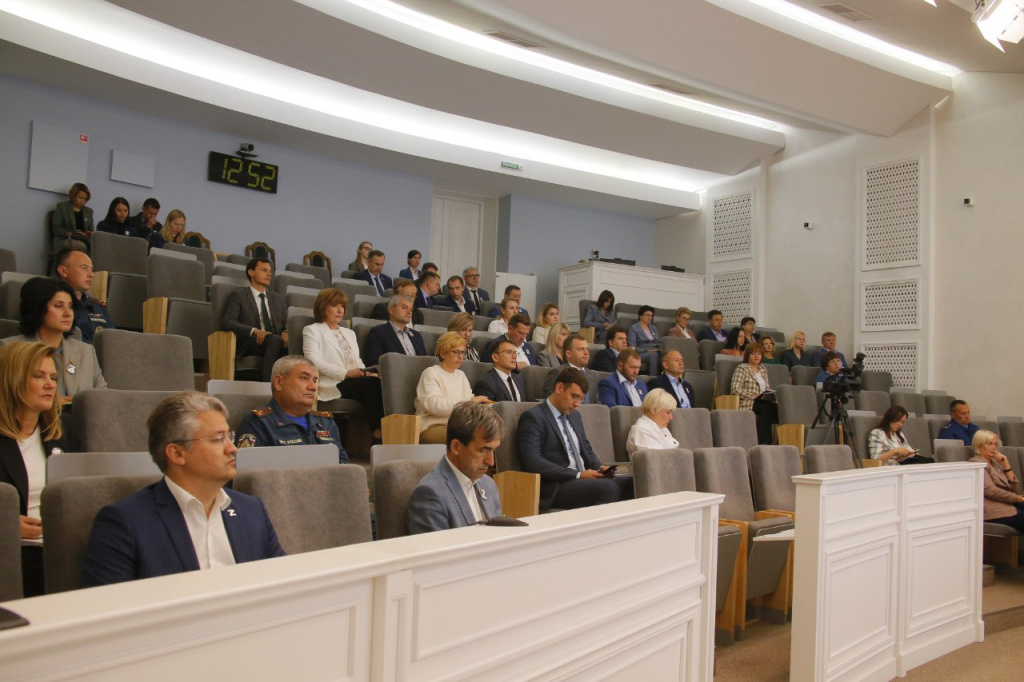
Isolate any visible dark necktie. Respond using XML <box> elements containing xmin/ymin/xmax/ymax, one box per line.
<box><xmin>373</xmin><ymin>276</ymin><xmax>385</xmax><ymax>297</ymax></box>
<box><xmin>470</xmin><ymin>289</ymin><xmax>480</xmax><ymax>309</ymax></box>
<box><xmin>506</xmin><ymin>376</ymin><xmax>519</xmax><ymax>402</ymax></box>
<box><xmin>259</xmin><ymin>293</ymin><xmax>275</xmax><ymax>334</ymax></box>
<box><xmin>559</xmin><ymin>414</ymin><xmax>585</xmax><ymax>471</ymax></box>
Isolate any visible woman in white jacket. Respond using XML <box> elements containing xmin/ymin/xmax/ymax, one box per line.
<box><xmin>625</xmin><ymin>389</ymin><xmax>680</xmax><ymax>457</ymax></box>
<box><xmin>303</xmin><ymin>288</ymin><xmax>384</xmax><ymax>440</ymax></box>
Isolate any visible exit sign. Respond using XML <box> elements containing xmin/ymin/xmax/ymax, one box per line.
<box><xmin>500</xmin><ymin>161</ymin><xmax>522</xmax><ymax>171</ymax></box>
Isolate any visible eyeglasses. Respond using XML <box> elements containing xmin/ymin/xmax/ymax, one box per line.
<box><xmin>449</xmin><ymin>350</ymin><xmax>468</xmax><ymax>357</ymax></box>
<box><xmin>497</xmin><ymin>349</ymin><xmax>518</xmax><ymax>356</ymax></box>
<box><xmin>174</xmin><ymin>431</ymin><xmax>235</xmax><ymax>446</ymax></box>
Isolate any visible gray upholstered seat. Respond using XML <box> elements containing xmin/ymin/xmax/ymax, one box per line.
<box><xmin>149</xmin><ymin>254</ymin><xmax>212</xmax><ymax>359</ymax></box>
<box><xmin>224</xmin><ymin>253</ymin><xmax>250</xmax><ymax>266</ymax></box>
<box><xmin>380</xmin><ymin>353</ymin><xmax>439</xmax><ymax>415</ymax></box>
<box><xmin>803</xmin><ymin>444</ymin><xmax>856</xmax><ymax>473</ymax></box>
<box><xmin>0</xmin><ymin>482</ymin><xmax>22</xmax><ymax>601</ymax></box>
<box><xmin>777</xmin><ymin>384</ymin><xmax>817</xmax><ymax>426</ymax></box>
<box><xmin>854</xmin><ymin>390</ymin><xmax>891</xmax><ymax>416</ymax></box>
<box><xmin>1001</xmin><ymin>421</ymin><xmax>1024</xmax><ymax>447</ymax></box>
<box><xmin>847</xmin><ymin>414</ymin><xmax>879</xmax><ymax>460</ymax></box>
<box><xmin>235</xmin><ymin>444</ymin><xmax>339</xmax><ymax>471</ymax></box>
<box><xmin>72</xmin><ymin>389</ymin><xmax>178</xmax><ymax>452</ymax></box>
<box><xmin>631</xmin><ymin>448</ymin><xmax>695</xmax><ymax>498</ymax></box>
<box><xmin>420</xmin><ymin>308</ymin><xmax>457</xmax><ymax>328</ymax></box>
<box><xmin>272</xmin><ymin>272</ymin><xmax>316</xmax><ymax>296</ymax></box>
<box><xmin>165</xmin><ymin>242</ymin><xmax>215</xmax><ymax>282</ymax></box>
<box><xmin>94</xmin><ymin>329</ymin><xmax>195</xmax><ymax>391</ymax></box>
<box><xmin>609</xmin><ymin>406</ymin><xmax>642</xmax><ymax>463</ymax></box>
<box><xmin>214</xmin><ymin>392</ymin><xmax>273</xmax><ymax>434</ymax></box>
<box><xmin>285</xmin><ymin>290</ymin><xmax>317</xmax><ymax>312</ymax></box>
<box><xmin>207</xmin><ymin>380</ymin><xmax>271</xmax><ymax>396</ymax></box>
<box><xmin>353</xmin><ymin>320</ymin><xmax>385</xmax><ymax>356</ymax></box>
<box><xmin>715</xmin><ymin>356</ymin><xmax>742</xmax><ymax>397</ymax></box>
<box><xmin>521</xmin><ymin>364</ymin><xmax>552</xmax><ymax>401</ymax></box>
<box><xmin>234</xmin><ymin>464</ymin><xmax>370</xmax><ymax>553</ymax></box>
<box><xmin>901</xmin><ymin>417</ymin><xmax>934</xmax><ymax>456</ymax></box>
<box><xmin>859</xmin><ymin>370</ymin><xmax>894</xmax><ymax>392</ymax></box>
<box><xmin>287</xmin><ymin>314</ymin><xmax>315</xmax><ymax>356</ymax></box>
<box><xmin>285</xmin><ymin>262</ymin><xmax>330</xmax><ymax>288</ymax></box>
<box><xmin>212</xmin><ymin>261</ymin><xmax>248</xmax><ymax>281</ymax></box>
<box><xmin>331</xmin><ymin>279</ymin><xmax>378</xmax><ymax>302</ymax></box>
<box><xmin>577</xmin><ymin>403</ymin><xmax>615</xmax><ymax>465</ymax></box>
<box><xmin>0</xmin><ymin>280</ymin><xmax>24</xmax><ymax>320</ymax></box>
<box><xmin>92</xmin><ymin>231</ymin><xmax>148</xmax><ymax>275</ymax></box>
<box><xmin>0</xmin><ymin>248</ymin><xmax>15</xmax><ymax>275</ymax></box>
<box><xmin>667</xmin><ymin>407</ymin><xmax>713</xmax><ymax>451</ymax></box>
<box><xmin>373</xmin><ymin>459</ymin><xmax>437</xmax><ymax>540</ymax></box>
<box><xmin>47</xmin><ymin>452</ymin><xmax>159</xmax><ymax>484</ymax></box>
<box><xmin>790</xmin><ymin>365</ymin><xmax>819</xmax><ymax>387</ymax></box>
<box><xmin>492</xmin><ymin>401</ymin><xmax>537</xmax><ymax>473</ymax></box>
<box><xmin>370</xmin><ymin>444</ymin><xmax>446</xmax><ymax>467</ymax></box>
<box><xmin>749</xmin><ymin>445</ymin><xmax>800</xmax><ymax>513</ymax></box>
<box><xmin>659</xmin><ymin>337</ymin><xmax>699</xmax><ymax>372</ymax></box>
<box><xmin>459</xmin><ymin>360</ymin><xmax>491</xmax><ymax>392</ymax></box>
<box><xmin>711</xmin><ymin>410</ymin><xmax>758</xmax><ymax>450</ymax></box>
<box><xmin>934</xmin><ymin>444</ymin><xmax>973</xmax><ymax>463</ymax></box>
<box><xmin>890</xmin><ymin>391</ymin><xmax>927</xmax><ymax>417</ymax></box>
<box><xmin>684</xmin><ymin>370</ymin><xmax>716</xmax><ymax>410</ymax></box>
<box><xmin>698</xmin><ymin>339</ymin><xmax>725</xmax><ymax>371</ymax></box>
<box><xmin>765</xmin><ymin>364</ymin><xmax>791</xmax><ymax>389</ymax></box>
<box><xmin>924</xmin><ymin>394</ymin><xmax>953</xmax><ymax>415</ymax></box>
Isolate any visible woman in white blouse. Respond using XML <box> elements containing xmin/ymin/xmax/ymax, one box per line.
<box><xmin>626</xmin><ymin>389</ymin><xmax>680</xmax><ymax>457</ymax></box>
<box><xmin>487</xmin><ymin>298</ymin><xmax>518</xmax><ymax>334</ymax></box>
<box><xmin>302</xmin><ymin>288</ymin><xmax>384</xmax><ymax>440</ymax></box>
<box><xmin>415</xmin><ymin>332</ymin><xmax>490</xmax><ymax>444</ymax></box>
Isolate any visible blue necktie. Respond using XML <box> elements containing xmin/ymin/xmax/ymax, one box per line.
<box><xmin>373</xmin><ymin>276</ymin><xmax>385</xmax><ymax>296</ymax></box>
<box><xmin>559</xmin><ymin>414</ymin><xmax>585</xmax><ymax>471</ymax></box>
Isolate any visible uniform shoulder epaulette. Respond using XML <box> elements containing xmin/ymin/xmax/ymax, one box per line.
<box><xmin>251</xmin><ymin>406</ymin><xmax>274</xmax><ymax>417</ymax></box>
<box><xmin>310</xmin><ymin>410</ymin><xmax>333</xmax><ymax>418</ymax></box>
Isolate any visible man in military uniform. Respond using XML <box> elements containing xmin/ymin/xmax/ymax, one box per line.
<box><xmin>235</xmin><ymin>356</ymin><xmax>349</xmax><ymax>463</ymax></box>
<box><xmin>55</xmin><ymin>248</ymin><xmax>116</xmax><ymax>343</ymax></box>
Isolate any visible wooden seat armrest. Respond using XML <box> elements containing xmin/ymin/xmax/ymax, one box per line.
<box><xmin>207</xmin><ymin>330</ymin><xmax>237</xmax><ymax>380</ymax></box>
<box><xmin>756</xmin><ymin>510</ymin><xmax>795</xmax><ymax>521</ymax></box>
<box><xmin>380</xmin><ymin>414</ymin><xmax>420</xmax><ymax>445</ymax></box>
<box><xmin>90</xmin><ymin>270</ymin><xmax>109</xmax><ymax>302</ymax></box>
<box><xmin>493</xmin><ymin>471</ymin><xmax>540</xmax><ymax>518</ymax></box>
<box><xmin>715</xmin><ymin>395</ymin><xmax>740</xmax><ymax>410</ymax></box>
<box><xmin>142</xmin><ymin>297</ymin><xmax>169</xmax><ymax>334</ymax></box>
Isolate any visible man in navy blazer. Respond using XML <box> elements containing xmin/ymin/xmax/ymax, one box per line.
<box><xmin>408</xmin><ymin>402</ymin><xmax>505</xmax><ymax>534</ymax></box>
<box><xmin>362</xmin><ymin>294</ymin><xmax>427</xmax><ymax>366</ymax></box>
<box><xmin>414</xmin><ymin>271</ymin><xmax>441</xmax><ymax>310</ymax></box>
<box><xmin>462</xmin><ymin>267</ymin><xmax>490</xmax><ymax>313</ymax></box>
<box><xmin>353</xmin><ymin>250</ymin><xmax>393</xmax><ymax>296</ymax></box>
<box><xmin>434</xmin><ymin>275</ymin><xmax>477</xmax><ymax>315</ymax></box>
<box><xmin>590</xmin><ymin>326</ymin><xmax>628</xmax><ymax>373</ymax></box>
<box><xmin>474</xmin><ymin>339</ymin><xmax>528</xmax><ymax>402</ymax></box>
<box><xmin>646</xmin><ymin>350</ymin><xmax>697</xmax><ymax>408</ymax></box>
<box><xmin>518</xmin><ymin>367</ymin><xmax>633</xmax><ymax>512</ymax></box>
<box><xmin>598</xmin><ymin>349</ymin><xmax>649</xmax><ymax>408</ymax></box>
<box><xmin>484</xmin><ymin>314</ymin><xmax>537</xmax><ymax>370</ymax></box>
<box><xmin>81</xmin><ymin>392</ymin><xmax>284</xmax><ymax>587</ymax></box>
<box><xmin>696</xmin><ymin>310</ymin><xmax>727</xmax><ymax>342</ymax></box>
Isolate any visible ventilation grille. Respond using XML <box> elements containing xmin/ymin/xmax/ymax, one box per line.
<box><xmin>646</xmin><ymin>82</ymin><xmax>697</xmax><ymax>97</ymax></box>
<box><xmin>864</xmin><ymin>159</ymin><xmax>920</xmax><ymax>269</ymax></box>
<box><xmin>862</xmin><ymin>343</ymin><xmax>918</xmax><ymax>389</ymax></box>
<box><xmin>820</xmin><ymin>4</ymin><xmax>874</xmax><ymax>22</ymax></box>
<box><xmin>483</xmin><ymin>31</ymin><xmax>543</xmax><ymax>49</ymax></box>
<box><xmin>711</xmin><ymin>269</ymin><xmax>752</xmax><ymax>327</ymax></box>
<box><xmin>862</xmin><ymin>279</ymin><xmax>919</xmax><ymax>330</ymax></box>
<box><xmin>712</xmin><ymin>191</ymin><xmax>753</xmax><ymax>262</ymax></box>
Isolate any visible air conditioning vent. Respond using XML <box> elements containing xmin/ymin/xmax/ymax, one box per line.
<box><xmin>819</xmin><ymin>3</ymin><xmax>874</xmax><ymax>22</ymax></box>
<box><xmin>483</xmin><ymin>31</ymin><xmax>544</xmax><ymax>49</ymax></box>
<box><xmin>646</xmin><ymin>82</ymin><xmax>697</xmax><ymax>97</ymax></box>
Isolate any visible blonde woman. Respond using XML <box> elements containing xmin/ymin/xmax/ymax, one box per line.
<box><xmin>780</xmin><ymin>330</ymin><xmax>811</xmax><ymax>369</ymax></box>
<box><xmin>347</xmin><ymin>241</ymin><xmax>372</xmax><ymax>272</ymax></box>
<box><xmin>626</xmin><ymin>388</ymin><xmax>679</xmax><ymax>456</ymax></box>
<box><xmin>532</xmin><ymin>303</ymin><xmax>561</xmax><ymax>345</ymax></box>
<box><xmin>414</xmin><ymin>331</ymin><xmax>489</xmax><ymax>444</ymax></box>
<box><xmin>150</xmin><ymin>209</ymin><xmax>186</xmax><ymax>249</ymax></box>
<box><xmin>970</xmin><ymin>429</ymin><xmax>1024</xmax><ymax>532</ymax></box>
<box><xmin>537</xmin><ymin>322</ymin><xmax>571</xmax><ymax>368</ymax></box>
<box><xmin>447</xmin><ymin>312</ymin><xmax>480</xmax><ymax>362</ymax></box>
<box><xmin>487</xmin><ymin>298</ymin><xmax>518</xmax><ymax>334</ymax></box>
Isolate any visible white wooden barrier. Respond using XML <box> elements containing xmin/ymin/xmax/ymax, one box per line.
<box><xmin>790</xmin><ymin>463</ymin><xmax>985</xmax><ymax>681</ymax></box>
<box><xmin>0</xmin><ymin>492</ymin><xmax>722</xmax><ymax>681</ymax></box>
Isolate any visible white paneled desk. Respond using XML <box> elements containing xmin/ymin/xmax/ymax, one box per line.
<box><xmin>559</xmin><ymin>261</ymin><xmax>705</xmax><ymax>326</ymax></box>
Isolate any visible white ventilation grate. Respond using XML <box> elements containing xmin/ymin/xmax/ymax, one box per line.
<box><xmin>862</xmin><ymin>343</ymin><xmax>918</xmax><ymax>389</ymax></box>
<box><xmin>862</xmin><ymin>279</ymin><xmax>919</xmax><ymax>330</ymax></box>
<box><xmin>712</xmin><ymin>191</ymin><xmax>753</xmax><ymax>262</ymax></box>
<box><xmin>711</xmin><ymin>269</ymin><xmax>752</xmax><ymax>327</ymax></box>
<box><xmin>483</xmin><ymin>31</ymin><xmax>543</xmax><ymax>49</ymax></box>
<box><xmin>820</xmin><ymin>4</ymin><xmax>874</xmax><ymax>22</ymax></box>
<box><xmin>864</xmin><ymin>159</ymin><xmax>920</xmax><ymax>270</ymax></box>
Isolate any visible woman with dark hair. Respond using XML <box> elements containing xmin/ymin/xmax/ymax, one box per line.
<box><xmin>51</xmin><ymin>182</ymin><xmax>94</xmax><ymax>254</ymax></box>
<box><xmin>627</xmin><ymin>305</ymin><xmax>661</xmax><ymax>370</ymax></box>
<box><xmin>0</xmin><ymin>341</ymin><xmax>68</xmax><ymax>597</ymax></box>
<box><xmin>868</xmin><ymin>406</ymin><xmax>916</xmax><ymax>465</ymax></box>
<box><xmin>971</xmin><ymin>429</ymin><xmax>1024</xmax><ymax>532</ymax></box>
<box><xmin>814</xmin><ymin>351</ymin><xmax>842</xmax><ymax>385</ymax></box>
<box><xmin>96</xmin><ymin>197</ymin><xmax>135</xmax><ymax>236</ymax></box>
<box><xmin>399</xmin><ymin>250</ymin><xmax>422</xmax><ymax>281</ymax></box>
<box><xmin>730</xmin><ymin>342</ymin><xmax>777</xmax><ymax>444</ymax></box>
<box><xmin>2</xmin><ymin>278</ymin><xmax>106</xmax><ymax>401</ymax></box>
<box><xmin>583</xmin><ymin>290</ymin><xmax>617</xmax><ymax>344</ymax></box>
<box><xmin>720</xmin><ymin>327</ymin><xmax>748</xmax><ymax>357</ymax></box>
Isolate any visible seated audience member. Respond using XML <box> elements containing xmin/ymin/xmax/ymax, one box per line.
<box><xmin>220</xmin><ymin>258</ymin><xmax>288</xmax><ymax>382</ymax></box>
<box><xmin>591</xmin><ymin>326</ymin><xmax>628</xmax><ymax>373</ymax></box>
<box><xmin>809</xmin><ymin>331</ymin><xmax>848</xmax><ymax>369</ymax></box>
<box><xmin>127</xmin><ymin>197</ymin><xmax>161</xmax><ymax>238</ymax></box>
<box><xmin>938</xmin><ymin>400</ymin><xmax>980</xmax><ymax>445</ymax></box>
<box><xmin>814</xmin><ymin>351</ymin><xmax>842</xmax><ymax>386</ymax></box>
<box><xmin>487</xmin><ymin>298</ymin><xmax>518</xmax><ymax>334</ymax></box>
<box><xmin>532</xmin><ymin>304</ymin><xmax>560</xmax><ymax>345</ymax></box>
<box><xmin>537</xmin><ymin>322</ymin><xmax>571</xmax><ymax>368</ymax></box>
<box><xmin>353</xmin><ymin>249</ymin><xmax>393</xmax><ymax>296</ymax></box>
<box><xmin>760</xmin><ymin>336</ymin><xmax>780</xmax><ymax>364</ymax></box>
<box><xmin>720</xmin><ymin>327</ymin><xmax>747</xmax><ymax>357</ymax></box>
<box><xmin>627</xmin><ymin>305</ymin><xmax>661</xmax><ymax>370</ymax></box>
<box><xmin>302</xmin><ymin>288</ymin><xmax>384</xmax><ymax>440</ymax></box>
<box><xmin>414</xmin><ymin>272</ymin><xmax>441</xmax><ymax>310</ymax></box>
<box><xmin>971</xmin><ymin>429</ymin><xmax>1024</xmax><ymax>532</ymax></box>
<box><xmin>399</xmin><ymin>249</ymin><xmax>421</xmax><ymax>281</ymax></box>
<box><xmin>731</xmin><ymin>342</ymin><xmax>777</xmax><ymax>444</ymax></box>
<box><xmin>51</xmin><ymin>182</ymin><xmax>94</xmax><ymax>255</ymax></box>
<box><xmin>56</xmin><ymin>248</ymin><xmax>115</xmax><ymax>343</ymax></box>
<box><xmin>0</xmin><ymin>342</ymin><xmax>68</xmax><ymax>597</ymax></box>
<box><xmin>489</xmin><ymin>284</ymin><xmax>528</xmax><ymax>318</ymax></box>
<box><xmin>626</xmin><ymin>389</ymin><xmax>680</xmax><ymax>456</ymax></box>
<box><xmin>646</xmin><ymin>349</ymin><xmax>695</xmax><ymax>408</ymax></box>
<box><xmin>697</xmin><ymin>309</ymin><xmax>727</xmax><ymax>342</ymax></box>
<box><xmin>582</xmin><ymin>290</ymin><xmax>617</xmax><ymax>344</ymax></box>
<box><xmin>518</xmin><ymin>367</ymin><xmax>633</xmax><ymax>511</ymax></box>
<box><xmin>81</xmin><ymin>392</ymin><xmax>285</xmax><ymax>587</ymax></box>
<box><xmin>484</xmin><ymin>313</ymin><xmax>537</xmax><ymax>369</ymax></box>
<box><xmin>869</xmin><ymin>406</ymin><xmax>916</xmax><ymax>466</ymax></box>
<box><xmin>666</xmin><ymin>307</ymin><xmax>697</xmax><ymax>340</ymax></box>
<box><xmin>543</xmin><ymin>334</ymin><xmax>597</xmax><ymax>402</ymax></box>
<box><xmin>473</xmin><ymin>339</ymin><xmax>527</xmax><ymax>402</ymax></box>
<box><xmin>421</xmin><ymin>262</ymin><xmax>439</xmax><ymax>275</ymax></box>
<box><xmin>599</xmin><ymin>348</ymin><xmax>648</xmax><ymax>408</ymax></box>
<box><xmin>347</xmin><ymin>241</ymin><xmax>373</xmax><ymax>273</ymax></box>
<box><xmin>149</xmin><ymin>209</ymin><xmax>186</xmax><ymax>250</ymax></box>
<box><xmin>370</xmin><ymin>278</ymin><xmax>424</xmax><ymax>325</ymax></box>
<box><xmin>739</xmin><ymin>316</ymin><xmax>760</xmax><ymax>343</ymax></box>
<box><xmin>363</xmin><ymin>294</ymin><xmax>427</xmax><ymax>367</ymax></box>
<box><xmin>96</xmin><ymin>197</ymin><xmax>139</xmax><ymax>238</ymax></box>
<box><xmin>415</xmin><ymin>332</ymin><xmax>489</xmax><ymax>444</ymax></box>
<box><xmin>236</xmin><ymin>356</ymin><xmax>348</xmax><ymax>462</ymax></box>
<box><xmin>4</xmin><ymin>278</ymin><xmax>106</xmax><ymax>401</ymax></box>
<box><xmin>447</xmin><ymin>312</ymin><xmax>480</xmax><ymax>362</ymax></box>
<box><xmin>435</xmin><ymin>275</ymin><xmax>476</xmax><ymax>315</ymax></box>
<box><xmin>462</xmin><ymin>267</ymin><xmax>490</xmax><ymax>312</ymax></box>
<box><xmin>780</xmin><ymin>331</ymin><xmax>811</xmax><ymax>368</ymax></box>
<box><xmin>407</xmin><ymin>401</ymin><xmax>505</xmax><ymax>534</ymax></box>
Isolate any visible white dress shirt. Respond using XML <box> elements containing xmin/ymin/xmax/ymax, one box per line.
<box><xmin>164</xmin><ymin>476</ymin><xmax>236</xmax><ymax>570</ymax></box>
<box><xmin>488</xmin><ymin>318</ymin><xmax>508</xmax><ymax>334</ymax></box>
<box><xmin>616</xmin><ymin>371</ymin><xmax>643</xmax><ymax>406</ymax></box>
<box><xmin>18</xmin><ymin>427</ymin><xmax>46</xmax><ymax>520</ymax></box>
<box><xmin>249</xmin><ymin>285</ymin><xmax>273</xmax><ymax>333</ymax></box>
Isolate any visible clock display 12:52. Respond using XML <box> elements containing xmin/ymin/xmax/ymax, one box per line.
<box><xmin>207</xmin><ymin>152</ymin><xmax>279</xmax><ymax>193</ymax></box>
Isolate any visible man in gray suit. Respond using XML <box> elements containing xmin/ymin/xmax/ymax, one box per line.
<box><xmin>220</xmin><ymin>258</ymin><xmax>288</xmax><ymax>381</ymax></box>
<box><xmin>407</xmin><ymin>401</ymin><xmax>505</xmax><ymax>534</ymax></box>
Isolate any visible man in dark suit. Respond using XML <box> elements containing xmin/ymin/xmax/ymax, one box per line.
<box><xmin>474</xmin><ymin>339</ymin><xmax>527</xmax><ymax>402</ymax></box>
<box><xmin>809</xmin><ymin>331</ymin><xmax>848</xmax><ymax>369</ymax></box>
<box><xmin>370</xmin><ymin>279</ymin><xmax>424</xmax><ymax>325</ymax></box>
<box><xmin>598</xmin><ymin>348</ymin><xmax>649</xmax><ymax>408</ymax></box>
<box><xmin>646</xmin><ymin>349</ymin><xmax>696</xmax><ymax>408</ymax></box>
<box><xmin>518</xmin><ymin>367</ymin><xmax>633</xmax><ymax>512</ymax></box>
<box><xmin>414</xmin><ymin>271</ymin><xmax>441</xmax><ymax>310</ymax></box>
<box><xmin>434</xmin><ymin>275</ymin><xmax>477</xmax><ymax>315</ymax></box>
<box><xmin>221</xmin><ymin>257</ymin><xmax>288</xmax><ymax>381</ymax></box>
<box><xmin>697</xmin><ymin>310</ymin><xmax>727</xmax><ymax>342</ymax></box>
<box><xmin>543</xmin><ymin>334</ymin><xmax>598</xmax><ymax>403</ymax></box>
<box><xmin>408</xmin><ymin>402</ymin><xmax>504</xmax><ymax>534</ymax></box>
<box><xmin>590</xmin><ymin>326</ymin><xmax>628</xmax><ymax>373</ymax></box>
<box><xmin>484</xmin><ymin>313</ymin><xmax>537</xmax><ymax>370</ymax></box>
<box><xmin>126</xmin><ymin>197</ymin><xmax>161</xmax><ymax>238</ymax></box>
<box><xmin>462</xmin><ymin>267</ymin><xmax>489</xmax><ymax>312</ymax></box>
<box><xmin>487</xmin><ymin>284</ymin><xmax>529</xmax><ymax>318</ymax></box>
<box><xmin>80</xmin><ymin>392</ymin><xmax>285</xmax><ymax>587</ymax></box>
<box><xmin>353</xmin><ymin>249</ymin><xmax>393</xmax><ymax>296</ymax></box>
<box><xmin>362</xmin><ymin>294</ymin><xmax>427</xmax><ymax>366</ymax></box>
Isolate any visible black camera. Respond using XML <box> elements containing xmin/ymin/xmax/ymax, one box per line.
<box><xmin>822</xmin><ymin>352</ymin><xmax>867</xmax><ymax>406</ymax></box>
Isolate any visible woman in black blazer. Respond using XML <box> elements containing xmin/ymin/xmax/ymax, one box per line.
<box><xmin>0</xmin><ymin>341</ymin><xmax>68</xmax><ymax>597</ymax></box>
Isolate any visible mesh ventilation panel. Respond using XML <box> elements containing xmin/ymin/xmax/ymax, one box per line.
<box><xmin>862</xmin><ymin>279</ymin><xmax>919</xmax><ymax>330</ymax></box>
<box><xmin>712</xmin><ymin>191</ymin><xmax>753</xmax><ymax>262</ymax></box>
<box><xmin>862</xmin><ymin>343</ymin><xmax>918</xmax><ymax>389</ymax></box>
<box><xmin>864</xmin><ymin>159</ymin><xmax>919</xmax><ymax>269</ymax></box>
<box><xmin>711</xmin><ymin>269</ymin><xmax>752</xmax><ymax>327</ymax></box>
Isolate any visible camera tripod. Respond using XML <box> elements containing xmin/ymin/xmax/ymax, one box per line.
<box><xmin>809</xmin><ymin>393</ymin><xmax>862</xmax><ymax>469</ymax></box>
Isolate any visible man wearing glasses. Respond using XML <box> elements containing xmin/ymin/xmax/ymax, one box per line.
<box><xmin>473</xmin><ymin>339</ymin><xmax>528</xmax><ymax>402</ymax></box>
<box><xmin>483</xmin><ymin>313</ymin><xmax>537</xmax><ymax>370</ymax></box>
<box><xmin>81</xmin><ymin>392</ymin><xmax>285</xmax><ymax>586</ymax></box>
<box><xmin>461</xmin><ymin>267</ymin><xmax>490</xmax><ymax>312</ymax></box>
<box><xmin>235</xmin><ymin>356</ymin><xmax>348</xmax><ymax>463</ymax></box>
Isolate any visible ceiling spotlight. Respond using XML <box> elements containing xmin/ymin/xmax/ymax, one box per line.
<box><xmin>973</xmin><ymin>0</ymin><xmax>1024</xmax><ymax>51</ymax></box>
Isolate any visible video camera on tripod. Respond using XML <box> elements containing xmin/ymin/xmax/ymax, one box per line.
<box><xmin>821</xmin><ymin>351</ymin><xmax>867</xmax><ymax>410</ymax></box>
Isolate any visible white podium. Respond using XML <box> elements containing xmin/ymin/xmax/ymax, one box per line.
<box><xmin>558</xmin><ymin>261</ymin><xmax>705</xmax><ymax>326</ymax></box>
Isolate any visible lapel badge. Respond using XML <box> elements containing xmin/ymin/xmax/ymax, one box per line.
<box><xmin>66</xmin><ymin>361</ymin><xmax>77</xmax><ymax>375</ymax></box>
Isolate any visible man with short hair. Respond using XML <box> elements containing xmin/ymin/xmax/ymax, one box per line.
<box><xmin>484</xmin><ymin>313</ymin><xmax>537</xmax><ymax>369</ymax></box>
<box><xmin>697</xmin><ymin>310</ymin><xmax>727</xmax><ymax>342</ymax></box>
<box><xmin>598</xmin><ymin>348</ymin><xmax>649</xmax><ymax>408</ymax></box>
<box><xmin>414</xmin><ymin>271</ymin><xmax>441</xmax><ymax>310</ymax></box>
<box><xmin>519</xmin><ymin>367</ymin><xmax>634</xmax><ymax>511</ymax></box>
<box><xmin>235</xmin><ymin>356</ymin><xmax>348</xmax><ymax>462</ymax></box>
<box><xmin>543</xmin><ymin>334</ymin><xmax>598</xmax><ymax>403</ymax></box>
<box><xmin>462</xmin><ymin>267</ymin><xmax>490</xmax><ymax>312</ymax></box>
<box><xmin>435</xmin><ymin>275</ymin><xmax>477</xmax><ymax>315</ymax></box>
<box><xmin>80</xmin><ymin>392</ymin><xmax>285</xmax><ymax>586</ymax></box>
<box><xmin>354</xmin><ymin>249</ymin><xmax>393</xmax><ymax>296</ymax></box>
<box><xmin>647</xmin><ymin>349</ymin><xmax>696</xmax><ymax>408</ymax></box>
<box><xmin>363</xmin><ymin>294</ymin><xmax>427</xmax><ymax>366</ymax></box>
<box><xmin>370</xmin><ymin>278</ymin><xmax>424</xmax><ymax>325</ymax></box>
<box><xmin>938</xmin><ymin>400</ymin><xmax>980</xmax><ymax>445</ymax></box>
<box><xmin>221</xmin><ymin>258</ymin><xmax>288</xmax><ymax>381</ymax></box>
<box><xmin>809</xmin><ymin>331</ymin><xmax>848</xmax><ymax>369</ymax></box>
<box><xmin>421</xmin><ymin>262</ymin><xmax>439</xmax><ymax>275</ymax></box>
<box><xmin>474</xmin><ymin>339</ymin><xmax>527</xmax><ymax>402</ymax></box>
<box><xmin>591</xmin><ymin>326</ymin><xmax>628</xmax><ymax>372</ymax></box>
<box><xmin>55</xmin><ymin>248</ymin><xmax>116</xmax><ymax>343</ymax></box>
<box><xmin>407</xmin><ymin>401</ymin><xmax>505</xmax><ymax>534</ymax></box>
<box><xmin>127</xmin><ymin>197</ymin><xmax>161</xmax><ymax>238</ymax></box>
<box><xmin>489</xmin><ymin>284</ymin><xmax>529</xmax><ymax>318</ymax></box>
